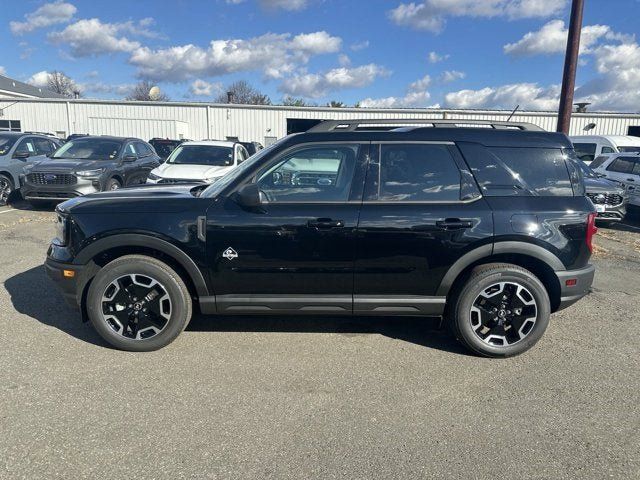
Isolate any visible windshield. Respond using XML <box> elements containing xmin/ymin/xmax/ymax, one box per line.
<box><xmin>0</xmin><ymin>135</ymin><xmax>18</xmax><ymax>156</ymax></box>
<box><xmin>52</xmin><ymin>138</ymin><xmax>123</xmax><ymax>160</ymax></box>
<box><xmin>201</xmin><ymin>139</ymin><xmax>285</xmax><ymax>198</ymax></box>
<box><xmin>618</xmin><ymin>146</ymin><xmax>640</xmax><ymax>153</ymax></box>
<box><xmin>167</xmin><ymin>145</ymin><xmax>233</xmax><ymax>166</ymax></box>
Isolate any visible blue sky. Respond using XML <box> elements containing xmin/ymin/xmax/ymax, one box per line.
<box><xmin>2</xmin><ymin>0</ymin><xmax>640</xmax><ymax>111</ymax></box>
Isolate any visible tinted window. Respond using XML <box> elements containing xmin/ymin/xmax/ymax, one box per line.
<box><xmin>135</xmin><ymin>142</ymin><xmax>153</xmax><ymax>157</ymax></box>
<box><xmin>618</xmin><ymin>146</ymin><xmax>640</xmax><ymax>153</ymax></box>
<box><xmin>150</xmin><ymin>140</ymin><xmax>181</xmax><ymax>159</ymax></box>
<box><xmin>167</xmin><ymin>145</ymin><xmax>233</xmax><ymax>166</ymax></box>
<box><xmin>459</xmin><ymin>144</ymin><xmax>573</xmax><ymax>196</ymax></box>
<box><xmin>367</xmin><ymin>143</ymin><xmax>461</xmax><ymax>202</ymax></box>
<box><xmin>633</xmin><ymin>162</ymin><xmax>640</xmax><ymax>176</ymax></box>
<box><xmin>601</xmin><ymin>146</ymin><xmax>615</xmax><ymax>154</ymax></box>
<box><xmin>52</xmin><ymin>138</ymin><xmax>123</xmax><ymax>160</ymax></box>
<box><xmin>573</xmin><ymin>143</ymin><xmax>597</xmax><ymax>162</ymax></box>
<box><xmin>590</xmin><ymin>155</ymin><xmax>609</xmax><ymax>169</ymax></box>
<box><xmin>0</xmin><ymin>135</ymin><xmax>18</xmax><ymax>155</ymax></box>
<box><xmin>257</xmin><ymin>145</ymin><xmax>359</xmax><ymax>202</ymax></box>
<box><xmin>15</xmin><ymin>138</ymin><xmax>36</xmax><ymax>156</ymax></box>
<box><xmin>607</xmin><ymin>157</ymin><xmax>636</xmax><ymax>174</ymax></box>
<box><xmin>34</xmin><ymin>137</ymin><xmax>54</xmax><ymax>155</ymax></box>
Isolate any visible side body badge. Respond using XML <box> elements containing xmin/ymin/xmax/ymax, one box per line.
<box><xmin>222</xmin><ymin>247</ymin><xmax>238</xmax><ymax>260</ymax></box>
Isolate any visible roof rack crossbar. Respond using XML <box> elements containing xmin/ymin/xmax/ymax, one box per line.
<box><xmin>307</xmin><ymin>118</ymin><xmax>544</xmax><ymax>132</ymax></box>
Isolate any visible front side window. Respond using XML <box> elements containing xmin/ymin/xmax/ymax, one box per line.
<box><xmin>607</xmin><ymin>157</ymin><xmax>635</xmax><ymax>174</ymax></box>
<box><xmin>366</xmin><ymin>143</ymin><xmax>461</xmax><ymax>202</ymax></box>
<box><xmin>589</xmin><ymin>155</ymin><xmax>609</xmax><ymax>169</ymax></box>
<box><xmin>257</xmin><ymin>144</ymin><xmax>360</xmax><ymax>202</ymax></box>
<box><xmin>167</xmin><ymin>145</ymin><xmax>234</xmax><ymax>166</ymax></box>
<box><xmin>34</xmin><ymin>137</ymin><xmax>54</xmax><ymax>155</ymax></box>
<box><xmin>14</xmin><ymin>138</ymin><xmax>36</xmax><ymax>156</ymax></box>
<box><xmin>52</xmin><ymin>138</ymin><xmax>123</xmax><ymax>160</ymax></box>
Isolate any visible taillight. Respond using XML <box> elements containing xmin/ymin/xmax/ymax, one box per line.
<box><xmin>586</xmin><ymin>212</ymin><xmax>597</xmax><ymax>253</ymax></box>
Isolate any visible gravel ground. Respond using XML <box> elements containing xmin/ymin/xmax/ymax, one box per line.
<box><xmin>0</xmin><ymin>202</ymin><xmax>638</xmax><ymax>480</ymax></box>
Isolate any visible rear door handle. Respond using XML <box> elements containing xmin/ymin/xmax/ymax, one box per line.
<box><xmin>307</xmin><ymin>218</ymin><xmax>344</xmax><ymax>229</ymax></box>
<box><xmin>436</xmin><ymin>218</ymin><xmax>474</xmax><ymax>230</ymax></box>
<box><xmin>627</xmin><ymin>178</ymin><xmax>635</xmax><ymax>182</ymax></box>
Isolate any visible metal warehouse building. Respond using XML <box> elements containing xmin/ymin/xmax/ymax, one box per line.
<box><xmin>1</xmin><ymin>98</ymin><xmax>640</xmax><ymax>144</ymax></box>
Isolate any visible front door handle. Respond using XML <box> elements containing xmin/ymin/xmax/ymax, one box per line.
<box><xmin>436</xmin><ymin>218</ymin><xmax>474</xmax><ymax>230</ymax></box>
<box><xmin>626</xmin><ymin>178</ymin><xmax>635</xmax><ymax>182</ymax></box>
<box><xmin>308</xmin><ymin>218</ymin><xmax>344</xmax><ymax>229</ymax></box>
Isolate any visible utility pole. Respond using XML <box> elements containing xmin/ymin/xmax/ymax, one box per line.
<box><xmin>557</xmin><ymin>0</ymin><xmax>585</xmax><ymax>134</ymax></box>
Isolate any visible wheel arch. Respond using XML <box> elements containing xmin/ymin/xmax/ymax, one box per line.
<box><xmin>74</xmin><ymin>234</ymin><xmax>210</xmax><ymax>299</ymax></box>
<box><xmin>0</xmin><ymin>170</ymin><xmax>18</xmax><ymax>187</ymax></box>
<box><xmin>108</xmin><ymin>174</ymin><xmax>124</xmax><ymax>186</ymax></box>
<box><xmin>438</xmin><ymin>242</ymin><xmax>564</xmax><ymax>313</ymax></box>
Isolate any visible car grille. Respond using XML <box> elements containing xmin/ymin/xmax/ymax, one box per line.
<box><xmin>27</xmin><ymin>172</ymin><xmax>77</xmax><ymax>185</ymax></box>
<box><xmin>587</xmin><ymin>193</ymin><xmax>624</xmax><ymax>206</ymax></box>
<box><xmin>158</xmin><ymin>178</ymin><xmax>204</xmax><ymax>184</ymax></box>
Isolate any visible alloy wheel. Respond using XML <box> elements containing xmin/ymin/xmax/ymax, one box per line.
<box><xmin>469</xmin><ymin>281</ymin><xmax>538</xmax><ymax>347</ymax></box>
<box><xmin>101</xmin><ymin>274</ymin><xmax>172</xmax><ymax>340</ymax></box>
<box><xmin>0</xmin><ymin>178</ymin><xmax>12</xmax><ymax>206</ymax></box>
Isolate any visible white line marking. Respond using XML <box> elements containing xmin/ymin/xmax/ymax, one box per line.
<box><xmin>0</xmin><ymin>208</ymin><xmax>18</xmax><ymax>215</ymax></box>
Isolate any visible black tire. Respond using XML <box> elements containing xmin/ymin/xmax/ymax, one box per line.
<box><xmin>105</xmin><ymin>178</ymin><xmax>122</xmax><ymax>191</ymax></box>
<box><xmin>0</xmin><ymin>174</ymin><xmax>14</xmax><ymax>207</ymax></box>
<box><xmin>448</xmin><ymin>263</ymin><xmax>550</xmax><ymax>358</ymax></box>
<box><xmin>86</xmin><ymin>255</ymin><xmax>192</xmax><ymax>351</ymax></box>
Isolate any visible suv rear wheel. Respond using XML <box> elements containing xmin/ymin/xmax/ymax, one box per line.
<box><xmin>0</xmin><ymin>174</ymin><xmax>14</xmax><ymax>206</ymax></box>
<box><xmin>106</xmin><ymin>178</ymin><xmax>122</xmax><ymax>191</ymax></box>
<box><xmin>86</xmin><ymin>255</ymin><xmax>192</xmax><ymax>351</ymax></box>
<box><xmin>449</xmin><ymin>263</ymin><xmax>550</xmax><ymax>358</ymax></box>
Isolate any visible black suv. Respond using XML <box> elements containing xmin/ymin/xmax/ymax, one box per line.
<box><xmin>45</xmin><ymin>120</ymin><xmax>596</xmax><ymax>357</ymax></box>
<box><xmin>21</xmin><ymin>136</ymin><xmax>160</xmax><ymax>205</ymax></box>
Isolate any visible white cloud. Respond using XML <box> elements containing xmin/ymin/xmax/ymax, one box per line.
<box><xmin>260</xmin><ymin>0</ymin><xmax>310</xmax><ymax>10</ymax></box>
<box><xmin>0</xmin><ymin>66</ymin><xmax>6</xmax><ymax>76</ymax></box>
<box><xmin>27</xmin><ymin>71</ymin><xmax>52</xmax><ymax>88</ymax></box>
<box><xmin>129</xmin><ymin>31</ymin><xmax>342</xmax><ymax>82</ymax></box>
<box><xmin>49</xmin><ymin>18</ymin><xmax>144</xmax><ymax>56</ymax></box>
<box><xmin>188</xmin><ymin>79</ymin><xmax>223</xmax><ymax>97</ymax></box>
<box><xmin>83</xmin><ymin>82</ymin><xmax>136</xmax><ymax>97</ymax></box>
<box><xmin>359</xmin><ymin>74</ymin><xmax>432</xmax><ymax>108</ymax></box>
<box><xmin>440</xmin><ymin>70</ymin><xmax>465</xmax><ymax>83</ymax></box>
<box><xmin>350</xmin><ymin>40</ymin><xmax>370</xmax><ymax>51</ymax></box>
<box><xmin>428</xmin><ymin>51</ymin><xmax>448</xmax><ymax>63</ymax></box>
<box><xmin>389</xmin><ymin>0</ymin><xmax>567</xmax><ymax>33</ymax></box>
<box><xmin>10</xmin><ymin>1</ymin><xmax>77</xmax><ymax>35</ymax></box>
<box><xmin>338</xmin><ymin>54</ymin><xmax>351</xmax><ymax>66</ymax></box>
<box><xmin>279</xmin><ymin>64</ymin><xmax>390</xmax><ymax>98</ymax></box>
<box><xmin>504</xmin><ymin>20</ymin><xmax>623</xmax><ymax>56</ymax></box>
<box><xmin>444</xmin><ymin>83</ymin><xmax>561</xmax><ymax>110</ymax></box>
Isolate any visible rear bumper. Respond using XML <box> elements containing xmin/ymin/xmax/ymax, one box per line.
<box><xmin>555</xmin><ymin>264</ymin><xmax>595</xmax><ymax>311</ymax></box>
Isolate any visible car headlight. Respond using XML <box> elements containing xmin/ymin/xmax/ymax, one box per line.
<box><xmin>76</xmin><ymin>168</ymin><xmax>105</xmax><ymax>177</ymax></box>
<box><xmin>204</xmin><ymin>176</ymin><xmax>221</xmax><ymax>184</ymax></box>
<box><xmin>147</xmin><ymin>172</ymin><xmax>161</xmax><ymax>181</ymax></box>
<box><xmin>54</xmin><ymin>212</ymin><xmax>68</xmax><ymax>246</ymax></box>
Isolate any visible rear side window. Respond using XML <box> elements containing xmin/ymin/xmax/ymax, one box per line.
<box><xmin>607</xmin><ymin>157</ymin><xmax>635</xmax><ymax>174</ymax></box>
<box><xmin>365</xmin><ymin>143</ymin><xmax>462</xmax><ymax>202</ymax></box>
<box><xmin>34</xmin><ymin>137</ymin><xmax>54</xmax><ymax>155</ymax></box>
<box><xmin>458</xmin><ymin>144</ymin><xmax>573</xmax><ymax>196</ymax></box>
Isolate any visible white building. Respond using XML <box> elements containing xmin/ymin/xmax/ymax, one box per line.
<box><xmin>1</xmin><ymin>97</ymin><xmax>639</xmax><ymax>143</ymax></box>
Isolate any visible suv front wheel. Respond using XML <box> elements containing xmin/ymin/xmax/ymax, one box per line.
<box><xmin>449</xmin><ymin>263</ymin><xmax>550</xmax><ymax>358</ymax></box>
<box><xmin>86</xmin><ymin>255</ymin><xmax>192</xmax><ymax>351</ymax></box>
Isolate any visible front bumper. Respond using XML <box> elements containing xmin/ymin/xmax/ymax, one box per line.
<box><xmin>21</xmin><ymin>175</ymin><xmax>103</xmax><ymax>201</ymax></box>
<box><xmin>44</xmin><ymin>257</ymin><xmax>85</xmax><ymax>308</ymax></box>
<box><xmin>555</xmin><ymin>264</ymin><xmax>595</xmax><ymax>311</ymax></box>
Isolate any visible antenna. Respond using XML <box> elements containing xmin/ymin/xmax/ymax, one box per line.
<box><xmin>507</xmin><ymin>104</ymin><xmax>520</xmax><ymax>122</ymax></box>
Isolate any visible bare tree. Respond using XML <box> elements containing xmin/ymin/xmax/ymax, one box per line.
<box><xmin>215</xmin><ymin>80</ymin><xmax>271</xmax><ymax>105</ymax></box>
<box><xmin>326</xmin><ymin>100</ymin><xmax>346</xmax><ymax>108</ymax></box>
<box><xmin>126</xmin><ymin>80</ymin><xmax>170</xmax><ymax>101</ymax></box>
<box><xmin>47</xmin><ymin>71</ymin><xmax>81</xmax><ymax>98</ymax></box>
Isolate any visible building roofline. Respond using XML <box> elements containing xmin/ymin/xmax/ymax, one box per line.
<box><xmin>1</xmin><ymin>96</ymin><xmax>639</xmax><ymax>118</ymax></box>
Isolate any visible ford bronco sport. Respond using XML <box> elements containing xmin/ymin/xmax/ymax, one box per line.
<box><xmin>45</xmin><ymin>119</ymin><xmax>596</xmax><ymax>357</ymax></box>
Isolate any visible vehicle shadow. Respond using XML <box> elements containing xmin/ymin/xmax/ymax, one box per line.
<box><xmin>6</xmin><ymin>266</ymin><xmax>468</xmax><ymax>355</ymax></box>
<box><xmin>8</xmin><ymin>196</ymin><xmax>56</xmax><ymax>212</ymax></box>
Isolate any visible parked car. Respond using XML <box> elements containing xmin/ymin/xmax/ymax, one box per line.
<box><xmin>146</xmin><ymin>141</ymin><xmax>249</xmax><ymax>185</ymax></box>
<box><xmin>0</xmin><ymin>132</ymin><xmax>62</xmax><ymax>206</ymax></box>
<box><xmin>570</xmin><ymin>135</ymin><xmax>640</xmax><ymax>164</ymax></box>
<box><xmin>21</xmin><ymin>135</ymin><xmax>160</xmax><ymax>206</ymax></box>
<box><xmin>45</xmin><ymin>119</ymin><xmax>596</xmax><ymax>357</ymax></box>
<box><xmin>239</xmin><ymin>141</ymin><xmax>264</xmax><ymax>157</ymax></box>
<box><xmin>590</xmin><ymin>152</ymin><xmax>640</xmax><ymax>207</ymax></box>
<box><xmin>65</xmin><ymin>133</ymin><xmax>89</xmax><ymax>143</ymax></box>
<box><xmin>573</xmin><ymin>159</ymin><xmax>627</xmax><ymax>222</ymax></box>
<box><xmin>148</xmin><ymin>138</ymin><xmax>185</xmax><ymax>161</ymax></box>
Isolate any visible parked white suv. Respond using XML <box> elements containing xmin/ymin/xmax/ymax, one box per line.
<box><xmin>590</xmin><ymin>153</ymin><xmax>640</xmax><ymax>207</ymax></box>
<box><xmin>570</xmin><ymin>135</ymin><xmax>640</xmax><ymax>164</ymax></box>
<box><xmin>146</xmin><ymin>140</ymin><xmax>249</xmax><ymax>185</ymax></box>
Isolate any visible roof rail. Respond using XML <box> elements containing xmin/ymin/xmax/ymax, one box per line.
<box><xmin>306</xmin><ymin>118</ymin><xmax>544</xmax><ymax>133</ymax></box>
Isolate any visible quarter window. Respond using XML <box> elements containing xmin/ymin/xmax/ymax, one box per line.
<box><xmin>257</xmin><ymin>144</ymin><xmax>360</xmax><ymax>202</ymax></box>
<box><xmin>366</xmin><ymin>143</ymin><xmax>461</xmax><ymax>202</ymax></box>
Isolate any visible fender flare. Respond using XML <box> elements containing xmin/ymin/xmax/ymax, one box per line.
<box><xmin>436</xmin><ymin>241</ymin><xmax>565</xmax><ymax>296</ymax></box>
<box><xmin>74</xmin><ymin>233</ymin><xmax>209</xmax><ymax>297</ymax></box>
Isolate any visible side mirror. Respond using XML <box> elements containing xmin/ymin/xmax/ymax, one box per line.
<box><xmin>13</xmin><ymin>151</ymin><xmax>30</xmax><ymax>160</ymax></box>
<box><xmin>123</xmin><ymin>154</ymin><xmax>137</xmax><ymax>163</ymax></box>
<box><xmin>235</xmin><ymin>183</ymin><xmax>262</xmax><ymax>208</ymax></box>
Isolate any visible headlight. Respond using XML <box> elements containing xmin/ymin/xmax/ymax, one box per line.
<box><xmin>76</xmin><ymin>168</ymin><xmax>105</xmax><ymax>177</ymax></box>
<box><xmin>54</xmin><ymin>212</ymin><xmax>68</xmax><ymax>246</ymax></box>
<box><xmin>147</xmin><ymin>172</ymin><xmax>161</xmax><ymax>181</ymax></box>
<box><xmin>204</xmin><ymin>176</ymin><xmax>221</xmax><ymax>184</ymax></box>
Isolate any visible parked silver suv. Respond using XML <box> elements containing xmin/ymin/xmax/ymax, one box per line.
<box><xmin>591</xmin><ymin>153</ymin><xmax>640</xmax><ymax>208</ymax></box>
<box><xmin>0</xmin><ymin>132</ymin><xmax>62</xmax><ymax>206</ymax></box>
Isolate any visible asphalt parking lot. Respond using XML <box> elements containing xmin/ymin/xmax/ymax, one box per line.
<box><xmin>1</xmin><ymin>201</ymin><xmax>639</xmax><ymax>480</ymax></box>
